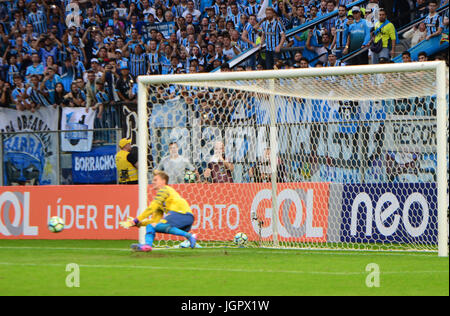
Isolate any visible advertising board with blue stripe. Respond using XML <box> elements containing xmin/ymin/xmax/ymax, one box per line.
<box><xmin>340</xmin><ymin>183</ymin><xmax>438</xmax><ymax>244</ymax></box>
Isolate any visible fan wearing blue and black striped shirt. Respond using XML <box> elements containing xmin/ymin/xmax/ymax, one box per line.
<box><xmin>27</xmin><ymin>1</ymin><xmax>47</xmax><ymax>35</ymax></box>
<box><xmin>424</xmin><ymin>0</ymin><xmax>444</xmax><ymax>41</ymax></box>
<box><xmin>260</xmin><ymin>6</ymin><xmax>286</xmax><ymax>69</ymax></box>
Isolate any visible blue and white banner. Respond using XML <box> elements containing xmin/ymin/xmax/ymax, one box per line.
<box><xmin>340</xmin><ymin>183</ymin><xmax>438</xmax><ymax>244</ymax></box>
<box><xmin>60</xmin><ymin>107</ymin><xmax>96</xmax><ymax>152</ymax></box>
<box><xmin>71</xmin><ymin>145</ymin><xmax>117</xmax><ymax>184</ymax></box>
<box><xmin>0</xmin><ymin>107</ymin><xmax>59</xmax><ymax>185</ymax></box>
<box><xmin>141</xmin><ymin>22</ymin><xmax>176</xmax><ymax>41</ymax></box>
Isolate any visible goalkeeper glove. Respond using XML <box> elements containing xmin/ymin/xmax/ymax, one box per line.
<box><xmin>119</xmin><ymin>217</ymin><xmax>138</xmax><ymax>229</ymax></box>
<box><xmin>119</xmin><ymin>217</ymin><xmax>153</xmax><ymax>228</ymax></box>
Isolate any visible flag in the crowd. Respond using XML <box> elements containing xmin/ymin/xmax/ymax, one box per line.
<box><xmin>60</xmin><ymin>107</ymin><xmax>96</xmax><ymax>152</ymax></box>
<box><xmin>257</xmin><ymin>0</ymin><xmax>272</xmax><ymax>20</ymax></box>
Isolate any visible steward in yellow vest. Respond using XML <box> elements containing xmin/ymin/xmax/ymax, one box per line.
<box><xmin>116</xmin><ymin>138</ymin><xmax>138</xmax><ymax>184</ymax></box>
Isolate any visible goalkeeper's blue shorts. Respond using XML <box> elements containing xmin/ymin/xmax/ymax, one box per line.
<box><xmin>163</xmin><ymin>211</ymin><xmax>194</xmax><ymax>232</ymax></box>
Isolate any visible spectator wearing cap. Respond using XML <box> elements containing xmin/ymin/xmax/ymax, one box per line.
<box><xmin>326</xmin><ymin>51</ymin><xmax>345</xmax><ymax>67</ymax></box>
<box><xmin>204</xmin><ymin>6</ymin><xmax>217</xmax><ymax>22</ymax></box>
<box><xmin>85</xmin><ymin>58</ymin><xmax>104</xmax><ymax>82</ymax></box>
<box><xmin>115</xmin><ymin>64</ymin><xmax>136</xmax><ymax>105</ymax></box>
<box><xmin>115</xmin><ymin>49</ymin><xmax>129</xmax><ymax>70</ymax></box>
<box><xmin>115</xmin><ymin>138</ymin><xmax>138</xmax><ymax>184</ymax></box>
<box><xmin>343</xmin><ymin>6</ymin><xmax>371</xmax><ymax>65</ymax></box>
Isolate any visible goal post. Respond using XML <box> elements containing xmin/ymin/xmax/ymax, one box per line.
<box><xmin>137</xmin><ymin>62</ymin><xmax>448</xmax><ymax>256</ymax></box>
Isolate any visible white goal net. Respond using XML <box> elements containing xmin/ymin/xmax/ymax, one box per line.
<box><xmin>137</xmin><ymin>62</ymin><xmax>449</xmax><ymax>256</ymax></box>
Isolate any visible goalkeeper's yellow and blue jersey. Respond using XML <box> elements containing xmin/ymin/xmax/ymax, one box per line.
<box><xmin>137</xmin><ymin>185</ymin><xmax>192</xmax><ymax>222</ymax></box>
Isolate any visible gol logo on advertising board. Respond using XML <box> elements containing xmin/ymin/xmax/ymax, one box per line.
<box><xmin>0</xmin><ymin>191</ymin><xmax>38</xmax><ymax>237</ymax></box>
<box><xmin>250</xmin><ymin>188</ymin><xmax>328</xmax><ymax>241</ymax></box>
<box><xmin>251</xmin><ymin>189</ymin><xmax>324</xmax><ymax>238</ymax></box>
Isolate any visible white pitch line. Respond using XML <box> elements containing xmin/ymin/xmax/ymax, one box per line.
<box><xmin>0</xmin><ymin>246</ymin><xmax>131</xmax><ymax>252</ymax></box>
<box><xmin>0</xmin><ymin>246</ymin><xmax>442</xmax><ymax>258</ymax></box>
<box><xmin>0</xmin><ymin>261</ymin><xmax>447</xmax><ymax>276</ymax></box>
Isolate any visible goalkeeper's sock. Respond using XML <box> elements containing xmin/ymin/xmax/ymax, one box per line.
<box><xmin>155</xmin><ymin>223</ymin><xmax>191</xmax><ymax>238</ymax></box>
<box><xmin>145</xmin><ymin>225</ymin><xmax>156</xmax><ymax>247</ymax></box>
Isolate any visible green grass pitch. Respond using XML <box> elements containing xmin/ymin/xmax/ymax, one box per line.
<box><xmin>0</xmin><ymin>240</ymin><xmax>448</xmax><ymax>296</ymax></box>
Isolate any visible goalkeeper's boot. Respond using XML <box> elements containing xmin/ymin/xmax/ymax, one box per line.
<box><xmin>188</xmin><ymin>234</ymin><xmax>197</xmax><ymax>249</ymax></box>
<box><xmin>131</xmin><ymin>244</ymin><xmax>152</xmax><ymax>252</ymax></box>
<box><xmin>138</xmin><ymin>245</ymin><xmax>152</xmax><ymax>252</ymax></box>
<box><xmin>130</xmin><ymin>243</ymin><xmax>140</xmax><ymax>251</ymax></box>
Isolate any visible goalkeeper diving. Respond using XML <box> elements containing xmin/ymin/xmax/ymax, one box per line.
<box><xmin>120</xmin><ymin>170</ymin><xmax>197</xmax><ymax>252</ymax></box>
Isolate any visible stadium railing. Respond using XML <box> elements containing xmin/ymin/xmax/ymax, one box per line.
<box><xmin>212</xmin><ymin>0</ymin><xmax>369</xmax><ymax>71</ymax></box>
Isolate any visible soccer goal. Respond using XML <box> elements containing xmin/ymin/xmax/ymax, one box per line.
<box><xmin>137</xmin><ymin>62</ymin><xmax>448</xmax><ymax>257</ymax></box>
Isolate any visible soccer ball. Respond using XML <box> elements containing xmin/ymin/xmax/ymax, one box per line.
<box><xmin>233</xmin><ymin>232</ymin><xmax>248</xmax><ymax>246</ymax></box>
<box><xmin>48</xmin><ymin>216</ymin><xmax>65</xmax><ymax>233</ymax></box>
<box><xmin>184</xmin><ymin>170</ymin><xmax>196</xmax><ymax>183</ymax></box>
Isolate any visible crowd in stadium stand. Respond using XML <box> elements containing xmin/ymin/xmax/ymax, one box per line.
<box><xmin>0</xmin><ymin>0</ymin><xmax>448</xmax><ymax>115</ymax></box>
